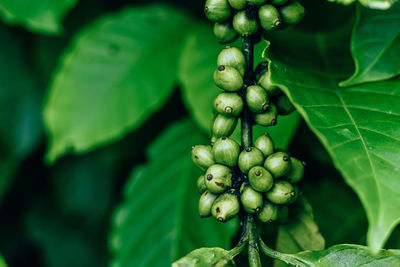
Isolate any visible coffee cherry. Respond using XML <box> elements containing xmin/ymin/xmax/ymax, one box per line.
<box><xmin>265</xmin><ymin>180</ymin><xmax>297</xmax><ymax>205</ymax></box>
<box><xmin>191</xmin><ymin>145</ymin><xmax>215</xmax><ymax>170</ymax></box>
<box><xmin>246</xmin><ymin>85</ymin><xmax>269</xmax><ymax>113</ymax></box>
<box><xmin>238</xmin><ymin>147</ymin><xmax>264</xmax><ymax>174</ymax></box>
<box><xmin>197</xmin><ymin>175</ymin><xmax>207</xmax><ymax>194</ymax></box>
<box><xmin>264</xmin><ymin>151</ymin><xmax>291</xmax><ymax>178</ymax></box>
<box><xmin>248</xmin><ymin>0</ymin><xmax>267</xmax><ymax>5</ymax></box>
<box><xmin>214</xmin><ymin>92</ymin><xmax>243</xmax><ymax>117</ymax></box>
<box><xmin>212</xmin><ymin>137</ymin><xmax>240</xmax><ymax>167</ymax></box>
<box><xmin>255</xmin><ymin>61</ymin><xmax>268</xmax><ymax>78</ymax></box>
<box><xmin>254</xmin><ymin>102</ymin><xmax>278</xmax><ymax>127</ymax></box>
<box><xmin>257</xmin><ymin>202</ymin><xmax>278</xmax><ymax>223</ymax></box>
<box><xmin>228</xmin><ymin>0</ymin><xmax>247</xmax><ymax>9</ymax></box>
<box><xmin>233</xmin><ymin>11</ymin><xmax>259</xmax><ymax>36</ymax></box>
<box><xmin>240</xmin><ymin>183</ymin><xmax>263</xmax><ymax>213</ymax></box>
<box><xmin>217</xmin><ymin>46</ymin><xmax>246</xmax><ymax>77</ymax></box>
<box><xmin>271</xmin><ymin>0</ymin><xmax>288</xmax><ymax>5</ymax></box>
<box><xmin>280</xmin><ymin>1</ymin><xmax>305</xmax><ymax>25</ymax></box>
<box><xmin>214</xmin><ymin>22</ymin><xmax>238</xmax><ymax>44</ymax></box>
<box><xmin>259</xmin><ymin>5</ymin><xmax>282</xmax><ymax>31</ymax></box>
<box><xmin>204</xmin><ymin>0</ymin><xmax>232</xmax><ymax>22</ymax></box>
<box><xmin>258</xmin><ymin>72</ymin><xmax>280</xmax><ymax>96</ymax></box>
<box><xmin>214</xmin><ymin>65</ymin><xmax>244</xmax><ymax>91</ymax></box>
<box><xmin>199</xmin><ymin>190</ymin><xmax>218</xmax><ymax>217</ymax></box>
<box><xmin>274</xmin><ymin>93</ymin><xmax>295</xmax><ymax>115</ymax></box>
<box><xmin>254</xmin><ymin>133</ymin><xmax>274</xmax><ymax>157</ymax></box>
<box><xmin>205</xmin><ymin>164</ymin><xmax>233</xmax><ymax>193</ymax></box>
<box><xmin>277</xmin><ymin>205</ymin><xmax>289</xmax><ymax>223</ymax></box>
<box><xmin>286</xmin><ymin>157</ymin><xmax>305</xmax><ymax>183</ymax></box>
<box><xmin>212</xmin><ymin>192</ymin><xmax>240</xmax><ymax>222</ymax></box>
<box><xmin>248</xmin><ymin>166</ymin><xmax>273</xmax><ymax>192</ymax></box>
<box><xmin>212</xmin><ymin>114</ymin><xmax>238</xmax><ymax>138</ymax></box>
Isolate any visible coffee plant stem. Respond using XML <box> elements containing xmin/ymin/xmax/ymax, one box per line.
<box><xmin>247</xmin><ymin>215</ymin><xmax>262</xmax><ymax>267</ymax></box>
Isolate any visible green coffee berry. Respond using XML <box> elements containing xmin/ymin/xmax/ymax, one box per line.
<box><xmin>265</xmin><ymin>180</ymin><xmax>296</xmax><ymax>205</ymax></box>
<box><xmin>286</xmin><ymin>157</ymin><xmax>305</xmax><ymax>183</ymax></box>
<box><xmin>214</xmin><ymin>22</ymin><xmax>238</xmax><ymax>44</ymax></box>
<box><xmin>233</xmin><ymin>11</ymin><xmax>259</xmax><ymax>36</ymax></box>
<box><xmin>214</xmin><ymin>92</ymin><xmax>243</xmax><ymax>117</ymax></box>
<box><xmin>212</xmin><ymin>137</ymin><xmax>240</xmax><ymax>167</ymax></box>
<box><xmin>248</xmin><ymin>0</ymin><xmax>267</xmax><ymax>5</ymax></box>
<box><xmin>238</xmin><ymin>147</ymin><xmax>264</xmax><ymax>174</ymax></box>
<box><xmin>199</xmin><ymin>190</ymin><xmax>218</xmax><ymax>217</ymax></box>
<box><xmin>254</xmin><ymin>133</ymin><xmax>274</xmax><ymax>157</ymax></box>
<box><xmin>264</xmin><ymin>151</ymin><xmax>291</xmax><ymax>178</ymax></box>
<box><xmin>212</xmin><ymin>192</ymin><xmax>240</xmax><ymax>222</ymax></box>
<box><xmin>212</xmin><ymin>114</ymin><xmax>238</xmax><ymax>138</ymax></box>
<box><xmin>205</xmin><ymin>164</ymin><xmax>233</xmax><ymax>193</ymax></box>
<box><xmin>246</xmin><ymin>85</ymin><xmax>269</xmax><ymax>113</ymax></box>
<box><xmin>254</xmin><ymin>102</ymin><xmax>278</xmax><ymax>127</ymax></box>
<box><xmin>259</xmin><ymin>5</ymin><xmax>282</xmax><ymax>31</ymax></box>
<box><xmin>257</xmin><ymin>202</ymin><xmax>278</xmax><ymax>223</ymax></box>
<box><xmin>274</xmin><ymin>93</ymin><xmax>295</xmax><ymax>115</ymax></box>
<box><xmin>248</xmin><ymin>166</ymin><xmax>274</xmax><ymax>192</ymax></box>
<box><xmin>204</xmin><ymin>0</ymin><xmax>232</xmax><ymax>22</ymax></box>
<box><xmin>217</xmin><ymin>46</ymin><xmax>246</xmax><ymax>77</ymax></box>
<box><xmin>228</xmin><ymin>0</ymin><xmax>247</xmax><ymax>9</ymax></box>
<box><xmin>191</xmin><ymin>145</ymin><xmax>215</xmax><ymax>170</ymax></box>
<box><xmin>258</xmin><ymin>72</ymin><xmax>280</xmax><ymax>96</ymax></box>
<box><xmin>197</xmin><ymin>175</ymin><xmax>207</xmax><ymax>194</ymax></box>
<box><xmin>280</xmin><ymin>1</ymin><xmax>305</xmax><ymax>25</ymax></box>
<box><xmin>271</xmin><ymin>0</ymin><xmax>288</xmax><ymax>5</ymax></box>
<box><xmin>213</xmin><ymin>65</ymin><xmax>244</xmax><ymax>91</ymax></box>
<box><xmin>240</xmin><ymin>183</ymin><xmax>263</xmax><ymax>213</ymax></box>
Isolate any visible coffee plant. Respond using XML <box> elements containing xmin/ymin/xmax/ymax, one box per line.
<box><xmin>0</xmin><ymin>0</ymin><xmax>399</xmax><ymax>266</ymax></box>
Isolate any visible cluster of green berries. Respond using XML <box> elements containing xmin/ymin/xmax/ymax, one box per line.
<box><xmin>205</xmin><ymin>0</ymin><xmax>305</xmax><ymax>44</ymax></box>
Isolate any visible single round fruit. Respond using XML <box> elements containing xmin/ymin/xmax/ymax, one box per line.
<box><xmin>286</xmin><ymin>157</ymin><xmax>305</xmax><ymax>183</ymax></box>
<box><xmin>240</xmin><ymin>183</ymin><xmax>263</xmax><ymax>213</ymax></box>
<box><xmin>213</xmin><ymin>65</ymin><xmax>244</xmax><ymax>91</ymax></box>
<box><xmin>246</xmin><ymin>85</ymin><xmax>269</xmax><ymax>113</ymax></box>
<box><xmin>280</xmin><ymin>1</ymin><xmax>305</xmax><ymax>25</ymax></box>
<box><xmin>248</xmin><ymin>0</ymin><xmax>267</xmax><ymax>5</ymax></box>
<box><xmin>264</xmin><ymin>151</ymin><xmax>291</xmax><ymax>178</ymax></box>
<box><xmin>212</xmin><ymin>192</ymin><xmax>240</xmax><ymax>222</ymax></box>
<box><xmin>258</xmin><ymin>72</ymin><xmax>280</xmax><ymax>96</ymax></box>
<box><xmin>238</xmin><ymin>147</ymin><xmax>264</xmax><ymax>174</ymax></box>
<box><xmin>197</xmin><ymin>175</ymin><xmax>207</xmax><ymax>194</ymax></box>
<box><xmin>214</xmin><ymin>92</ymin><xmax>243</xmax><ymax>117</ymax></box>
<box><xmin>259</xmin><ymin>4</ymin><xmax>282</xmax><ymax>31</ymax></box>
<box><xmin>204</xmin><ymin>0</ymin><xmax>232</xmax><ymax>22</ymax></box>
<box><xmin>228</xmin><ymin>0</ymin><xmax>247</xmax><ymax>9</ymax></box>
<box><xmin>212</xmin><ymin>114</ymin><xmax>238</xmax><ymax>138</ymax></box>
<box><xmin>199</xmin><ymin>190</ymin><xmax>218</xmax><ymax>217</ymax></box>
<box><xmin>265</xmin><ymin>180</ymin><xmax>296</xmax><ymax>205</ymax></box>
<box><xmin>205</xmin><ymin>164</ymin><xmax>233</xmax><ymax>193</ymax></box>
<box><xmin>254</xmin><ymin>102</ymin><xmax>278</xmax><ymax>126</ymax></box>
<box><xmin>212</xmin><ymin>137</ymin><xmax>240</xmax><ymax>167</ymax></box>
<box><xmin>233</xmin><ymin>11</ymin><xmax>259</xmax><ymax>36</ymax></box>
<box><xmin>254</xmin><ymin>133</ymin><xmax>274</xmax><ymax>157</ymax></box>
<box><xmin>271</xmin><ymin>0</ymin><xmax>288</xmax><ymax>5</ymax></box>
<box><xmin>214</xmin><ymin>22</ymin><xmax>238</xmax><ymax>44</ymax></box>
<box><xmin>191</xmin><ymin>145</ymin><xmax>215</xmax><ymax>170</ymax></box>
<box><xmin>274</xmin><ymin>93</ymin><xmax>295</xmax><ymax>115</ymax></box>
<box><xmin>257</xmin><ymin>202</ymin><xmax>278</xmax><ymax>223</ymax></box>
<box><xmin>217</xmin><ymin>46</ymin><xmax>246</xmax><ymax>77</ymax></box>
<box><xmin>248</xmin><ymin>166</ymin><xmax>274</xmax><ymax>192</ymax></box>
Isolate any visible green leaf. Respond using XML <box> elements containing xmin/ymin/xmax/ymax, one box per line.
<box><xmin>340</xmin><ymin>2</ymin><xmax>400</xmax><ymax>86</ymax></box>
<box><xmin>0</xmin><ymin>254</ymin><xmax>7</xmax><ymax>267</ymax></box>
<box><xmin>109</xmin><ymin>120</ymin><xmax>238</xmax><ymax>267</ymax></box>
<box><xmin>328</xmin><ymin>0</ymin><xmax>398</xmax><ymax>9</ymax></box>
<box><xmin>43</xmin><ymin>5</ymin><xmax>189</xmax><ymax>163</ymax></box>
<box><xmin>266</xmin><ymin>28</ymin><xmax>400</xmax><ymax>251</ymax></box>
<box><xmin>172</xmin><ymin>247</ymin><xmax>231</xmax><ymax>267</ymax></box>
<box><xmin>0</xmin><ymin>0</ymin><xmax>78</xmax><ymax>34</ymax></box>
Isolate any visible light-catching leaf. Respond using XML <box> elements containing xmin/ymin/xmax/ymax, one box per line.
<box><xmin>328</xmin><ymin>0</ymin><xmax>398</xmax><ymax>9</ymax></box>
<box><xmin>172</xmin><ymin>247</ymin><xmax>231</xmax><ymax>267</ymax></box>
<box><xmin>340</xmin><ymin>2</ymin><xmax>400</xmax><ymax>86</ymax></box>
<box><xmin>43</xmin><ymin>5</ymin><xmax>189</xmax><ymax>163</ymax></box>
<box><xmin>109</xmin><ymin>120</ymin><xmax>238</xmax><ymax>267</ymax></box>
<box><xmin>0</xmin><ymin>254</ymin><xmax>7</xmax><ymax>267</ymax></box>
<box><xmin>0</xmin><ymin>0</ymin><xmax>78</xmax><ymax>34</ymax></box>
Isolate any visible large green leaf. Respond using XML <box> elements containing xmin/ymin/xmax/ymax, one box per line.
<box><xmin>340</xmin><ymin>2</ymin><xmax>400</xmax><ymax>86</ymax></box>
<box><xmin>328</xmin><ymin>0</ymin><xmax>398</xmax><ymax>9</ymax></box>
<box><xmin>172</xmin><ymin>247</ymin><xmax>231</xmax><ymax>267</ymax></box>
<box><xmin>266</xmin><ymin>28</ymin><xmax>400</xmax><ymax>251</ymax></box>
<box><xmin>43</xmin><ymin>5</ymin><xmax>189</xmax><ymax>163</ymax></box>
<box><xmin>0</xmin><ymin>254</ymin><xmax>7</xmax><ymax>267</ymax></box>
<box><xmin>109</xmin><ymin>120</ymin><xmax>238</xmax><ymax>267</ymax></box>
<box><xmin>0</xmin><ymin>0</ymin><xmax>78</xmax><ymax>34</ymax></box>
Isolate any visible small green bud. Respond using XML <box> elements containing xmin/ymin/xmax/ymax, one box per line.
<box><xmin>199</xmin><ymin>190</ymin><xmax>218</xmax><ymax>217</ymax></box>
<box><xmin>228</xmin><ymin>0</ymin><xmax>247</xmax><ymax>9</ymax></box>
<box><xmin>271</xmin><ymin>0</ymin><xmax>288</xmax><ymax>5</ymax></box>
<box><xmin>286</xmin><ymin>157</ymin><xmax>305</xmax><ymax>183</ymax></box>
<box><xmin>274</xmin><ymin>93</ymin><xmax>295</xmax><ymax>115</ymax></box>
<box><xmin>259</xmin><ymin>4</ymin><xmax>282</xmax><ymax>31</ymax></box>
<box><xmin>197</xmin><ymin>175</ymin><xmax>207</xmax><ymax>194</ymax></box>
<box><xmin>205</xmin><ymin>164</ymin><xmax>233</xmax><ymax>193</ymax></box>
<box><xmin>233</xmin><ymin>11</ymin><xmax>259</xmax><ymax>36</ymax></box>
<box><xmin>212</xmin><ymin>114</ymin><xmax>238</xmax><ymax>138</ymax></box>
<box><xmin>191</xmin><ymin>145</ymin><xmax>215</xmax><ymax>170</ymax></box>
<box><xmin>238</xmin><ymin>147</ymin><xmax>264</xmax><ymax>174</ymax></box>
<box><xmin>213</xmin><ymin>65</ymin><xmax>244</xmax><ymax>91</ymax></box>
<box><xmin>258</xmin><ymin>72</ymin><xmax>280</xmax><ymax>96</ymax></box>
<box><xmin>246</xmin><ymin>85</ymin><xmax>269</xmax><ymax>113</ymax></box>
<box><xmin>248</xmin><ymin>166</ymin><xmax>274</xmax><ymax>192</ymax></box>
<box><xmin>240</xmin><ymin>183</ymin><xmax>263</xmax><ymax>213</ymax></box>
<box><xmin>280</xmin><ymin>1</ymin><xmax>305</xmax><ymax>25</ymax></box>
<box><xmin>265</xmin><ymin>180</ymin><xmax>296</xmax><ymax>205</ymax></box>
<box><xmin>214</xmin><ymin>92</ymin><xmax>243</xmax><ymax>117</ymax></box>
<box><xmin>214</xmin><ymin>22</ymin><xmax>238</xmax><ymax>44</ymax></box>
<box><xmin>212</xmin><ymin>137</ymin><xmax>240</xmax><ymax>167</ymax></box>
<box><xmin>248</xmin><ymin>0</ymin><xmax>267</xmax><ymax>5</ymax></box>
<box><xmin>254</xmin><ymin>102</ymin><xmax>278</xmax><ymax>126</ymax></box>
<box><xmin>217</xmin><ymin>46</ymin><xmax>246</xmax><ymax>77</ymax></box>
<box><xmin>257</xmin><ymin>202</ymin><xmax>278</xmax><ymax>223</ymax></box>
<box><xmin>212</xmin><ymin>192</ymin><xmax>240</xmax><ymax>222</ymax></box>
<box><xmin>254</xmin><ymin>133</ymin><xmax>274</xmax><ymax>157</ymax></box>
<box><xmin>264</xmin><ymin>151</ymin><xmax>291</xmax><ymax>178</ymax></box>
<box><xmin>204</xmin><ymin>0</ymin><xmax>232</xmax><ymax>22</ymax></box>
<box><xmin>277</xmin><ymin>205</ymin><xmax>289</xmax><ymax>223</ymax></box>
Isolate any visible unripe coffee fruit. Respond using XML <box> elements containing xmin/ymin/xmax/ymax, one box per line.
<box><xmin>191</xmin><ymin>145</ymin><xmax>215</xmax><ymax>170</ymax></box>
<box><xmin>214</xmin><ymin>22</ymin><xmax>238</xmax><ymax>44</ymax></box>
<box><xmin>258</xmin><ymin>72</ymin><xmax>280</xmax><ymax>96</ymax></box>
<box><xmin>254</xmin><ymin>133</ymin><xmax>274</xmax><ymax>157</ymax></box>
<box><xmin>212</xmin><ymin>114</ymin><xmax>238</xmax><ymax>138</ymax></box>
<box><xmin>204</xmin><ymin>0</ymin><xmax>232</xmax><ymax>22</ymax></box>
<box><xmin>212</xmin><ymin>192</ymin><xmax>240</xmax><ymax>222</ymax></box>
<box><xmin>233</xmin><ymin>11</ymin><xmax>259</xmax><ymax>36</ymax></box>
<box><xmin>286</xmin><ymin>157</ymin><xmax>305</xmax><ymax>183</ymax></box>
<box><xmin>275</xmin><ymin>93</ymin><xmax>295</xmax><ymax>115</ymax></box>
<box><xmin>197</xmin><ymin>175</ymin><xmax>207</xmax><ymax>194</ymax></box>
<box><xmin>246</xmin><ymin>85</ymin><xmax>269</xmax><ymax>113</ymax></box>
<box><xmin>214</xmin><ymin>65</ymin><xmax>244</xmax><ymax>91</ymax></box>
<box><xmin>212</xmin><ymin>137</ymin><xmax>240</xmax><ymax>167</ymax></box>
<box><xmin>248</xmin><ymin>166</ymin><xmax>274</xmax><ymax>192</ymax></box>
<box><xmin>257</xmin><ymin>202</ymin><xmax>278</xmax><ymax>223</ymax></box>
<box><xmin>199</xmin><ymin>190</ymin><xmax>218</xmax><ymax>217</ymax></box>
<box><xmin>280</xmin><ymin>1</ymin><xmax>305</xmax><ymax>25</ymax></box>
<box><xmin>228</xmin><ymin>0</ymin><xmax>247</xmax><ymax>9</ymax></box>
<box><xmin>214</xmin><ymin>92</ymin><xmax>243</xmax><ymax>117</ymax></box>
<box><xmin>240</xmin><ymin>183</ymin><xmax>263</xmax><ymax>213</ymax></box>
<box><xmin>265</xmin><ymin>180</ymin><xmax>297</xmax><ymax>205</ymax></box>
<box><xmin>264</xmin><ymin>151</ymin><xmax>291</xmax><ymax>178</ymax></box>
<box><xmin>217</xmin><ymin>46</ymin><xmax>246</xmax><ymax>77</ymax></box>
<box><xmin>254</xmin><ymin>102</ymin><xmax>278</xmax><ymax>126</ymax></box>
<box><xmin>205</xmin><ymin>164</ymin><xmax>233</xmax><ymax>193</ymax></box>
<box><xmin>259</xmin><ymin>5</ymin><xmax>282</xmax><ymax>31</ymax></box>
<box><xmin>238</xmin><ymin>147</ymin><xmax>264</xmax><ymax>174</ymax></box>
